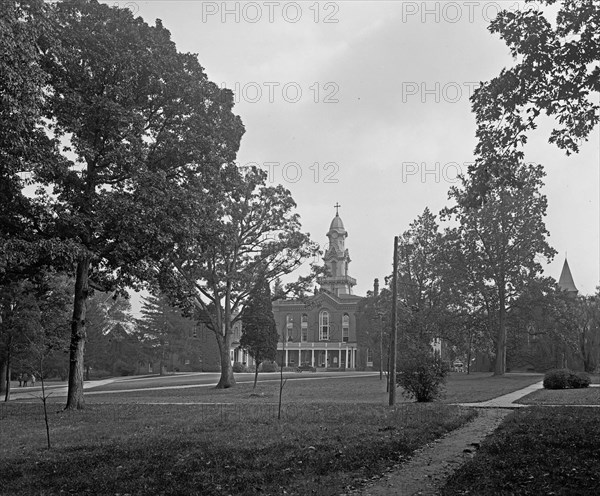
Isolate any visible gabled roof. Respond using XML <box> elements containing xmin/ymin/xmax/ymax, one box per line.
<box><xmin>558</xmin><ymin>259</ymin><xmax>578</xmax><ymax>293</ymax></box>
<box><xmin>272</xmin><ymin>290</ymin><xmax>363</xmax><ymax>310</ymax></box>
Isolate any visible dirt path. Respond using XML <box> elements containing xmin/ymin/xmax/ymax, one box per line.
<box><xmin>346</xmin><ymin>408</ymin><xmax>511</xmax><ymax>496</ymax></box>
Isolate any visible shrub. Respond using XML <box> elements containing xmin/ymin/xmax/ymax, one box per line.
<box><xmin>260</xmin><ymin>361</ymin><xmax>278</xmax><ymax>372</ymax></box>
<box><xmin>232</xmin><ymin>362</ymin><xmax>247</xmax><ymax>373</ymax></box>
<box><xmin>571</xmin><ymin>371</ymin><xmax>591</xmax><ymax>389</ymax></box>
<box><xmin>543</xmin><ymin>369</ymin><xmax>571</xmax><ymax>389</ymax></box>
<box><xmin>113</xmin><ymin>360</ymin><xmax>135</xmax><ymax>376</ymax></box>
<box><xmin>396</xmin><ymin>353</ymin><xmax>448</xmax><ymax>402</ymax></box>
<box><xmin>543</xmin><ymin>369</ymin><xmax>591</xmax><ymax>389</ymax></box>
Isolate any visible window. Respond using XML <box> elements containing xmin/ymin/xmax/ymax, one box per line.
<box><xmin>301</xmin><ymin>314</ymin><xmax>308</xmax><ymax>342</ymax></box>
<box><xmin>319</xmin><ymin>310</ymin><xmax>330</xmax><ymax>341</ymax></box>
<box><xmin>233</xmin><ymin>324</ymin><xmax>242</xmax><ymax>342</ymax></box>
<box><xmin>184</xmin><ymin>359</ymin><xmax>190</xmax><ymax>365</ymax></box>
<box><xmin>367</xmin><ymin>348</ymin><xmax>374</xmax><ymax>366</ymax></box>
<box><xmin>342</xmin><ymin>313</ymin><xmax>349</xmax><ymax>342</ymax></box>
<box><xmin>286</xmin><ymin>314</ymin><xmax>293</xmax><ymax>341</ymax></box>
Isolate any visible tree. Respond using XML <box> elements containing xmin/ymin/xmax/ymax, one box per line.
<box><xmin>86</xmin><ymin>292</ymin><xmax>138</xmax><ymax>379</ymax></box>
<box><xmin>0</xmin><ymin>282</ymin><xmax>42</xmax><ymax>400</ymax></box>
<box><xmin>240</xmin><ymin>276</ymin><xmax>278</xmax><ymax>388</ymax></box>
<box><xmin>137</xmin><ymin>293</ymin><xmax>198</xmax><ymax>375</ymax></box>
<box><xmin>157</xmin><ymin>167</ymin><xmax>319</xmax><ymax>389</ymax></box>
<box><xmin>395</xmin><ymin>209</ymin><xmax>450</xmax><ymax>351</ymax></box>
<box><xmin>468</xmin><ymin>0</ymin><xmax>600</xmax><ymax>200</ymax></box>
<box><xmin>443</xmin><ymin>163</ymin><xmax>556</xmax><ymax>375</ymax></box>
<box><xmin>0</xmin><ymin>272</ymin><xmax>71</xmax><ymax>400</ymax></box>
<box><xmin>16</xmin><ymin>0</ymin><xmax>245</xmax><ymax>409</ymax></box>
<box><xmin>570</xmin><ymin>291</ymin><xmax>600</xmax><ymax>372</ymax></box>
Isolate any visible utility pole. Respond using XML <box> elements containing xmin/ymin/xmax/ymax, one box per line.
<box><xmin>389</xmin><ymin>236</ymin><xmax>398</xmax><ymax>406</ymax></box>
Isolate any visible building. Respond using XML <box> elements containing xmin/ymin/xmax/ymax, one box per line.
<box><xmin>558</xmin><ymin>258</ymin><xmax>578</xmax><ymax>296</ymax></box>
<box><xmin>272</xmin><ymin>209</ymin><xmax>365</xmax><ymax>369</ymax></box>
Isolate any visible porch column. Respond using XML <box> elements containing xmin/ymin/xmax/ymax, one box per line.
<box><xmin>285</xmin><ymin>349</ymin><xmax>288</xmax><ymax>367</ymax></box>
<box><xmin>345</xmin><ymin>347</ymin><xmax>349</xmax><ymax>369</ymax></box>
<box><xmin>311</xmin><ymin>349</ymin><xmax>315</xmax><ymax>366</ymax></box>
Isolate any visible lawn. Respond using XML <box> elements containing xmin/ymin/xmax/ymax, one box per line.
<box><xmin>517</xmin><ymin>385</ymin><xmax>600</xmax><ymax>405</ymax></box>
<box><xmin>41</xmin><ymin>372</ymin><xmax>543</xmax><ymax>406</ymax></box>
<box><xmin>0</xmin><ymin>401</ymin><xmax>475</xmax><ymax>495</ymax></box>
<box><xmin>441</xmin><ymin>407</ymin><xmax>600</xmax><ymax>495</ymax></box>
<box><xmin>0</xmin><ymin>373</ymin><xmax>548</xmax><ymax>494</ymax></box>
<box><xmin>439</xmin><ymin>372</ymin><xmax>542</xmax><ymax>403</ymax></box>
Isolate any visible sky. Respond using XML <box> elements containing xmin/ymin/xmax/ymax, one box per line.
<box><xmin>108</xmin><ymin>0</ymin><xmax>600</xmax><ymax>311</ymax></box>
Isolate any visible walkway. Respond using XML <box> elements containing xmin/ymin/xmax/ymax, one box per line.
<box><xmin>348</xmin><ymin>380</ymin><xmax>548</xmax><ymax>496</ymax></box>
<box><xmin>6</xmin><ymin>378</ymin><xmax>117</xmax><ymax>401</ymax></box>
<box><xmin>458</xmin><ymin>379</ymin><xmax>544</xmax><ymax>408</ymax></box>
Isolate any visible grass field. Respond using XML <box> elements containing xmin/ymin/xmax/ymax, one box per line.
<box><xmin>0</xmin><ymin>401</ymin><xmax>475</xmax><ymax>495</ymax></box>
<box><xmin>441</xmin><ymin>407</ymin><xmax>600</xmax><ymax>495</ymax></box>
<box><xmin>40</xmin><ymin>372</ymin><xmax>542</xmax><ymax>406</ymax></box>
<box><xmin>0</xmin><ymin>373</ymin><xmax>545</xmax><ymax>495</ymax></box>
<box><xmin>517</xmin><ymin>385</ymin><xmax>600</xmax><ymax>405</ymax></box>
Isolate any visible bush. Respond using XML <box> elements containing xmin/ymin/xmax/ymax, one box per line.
<box><xmin>396</xmin><ymin>353</ymin><xmax>448</xmax><ymax>402</ymax></box>
<box><xmin>571</xmin><ymin>371</ymin><xmax>591</xmax><ymax>389</ymax></box>
<box><xmin>113</xmin><ymin>360</ymin><xmax>135</xmax><ymax>377</ymax></box>
<box><xmin>543</xmin><ymin>369</ymin><xmax>571</xmax><ymax>389</ymax></box>
<box><xmin>232</xmin><ymin>362</ymin><xmax>247</xmax><ymax>373</ymax></box>
<box><xmin>543</xmin><ymin>369</ymin><xmax>591</xmax><ymax>389</ymax></box>
<box><xmin>260</xmin><ymin>361</ymin><xmax>278</xmax><ymax>373</ymax></box>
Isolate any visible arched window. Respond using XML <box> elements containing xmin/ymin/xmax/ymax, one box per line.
<box><xmin>301</xmin><ymin>314</ymin><xmax>308</xmax><ymax>342</ymax></box>
<box><xmin>233</xmin><ymin>323</ymin><xmax>242</xmax><ymax>342</ymax></box>
<box><xmin>331</xmin><ymin>261</ymin><xmax>337</xmax><ymax>276</ymax></box>
<box><xmin>286</xmin><ymin>314</ymin><xmax>293</xmax><ymax>341</ymax></box>
<box><xmin>342</xmin><ymin>313</ymin><xmax>350</xmax><ymax>342</ymax></box>
<box><xmin>319</xmin><ymin>310</ymin><xmax>330</xmax><ymax>341</ymax></box>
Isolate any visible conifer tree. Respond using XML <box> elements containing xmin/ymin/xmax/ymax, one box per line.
<box><xmin>240</xmin><ymin>278</ymin><xmax>279</xmax><ymax>388</ymax></box>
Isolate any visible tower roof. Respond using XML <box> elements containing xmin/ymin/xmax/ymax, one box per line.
<box><xmin>329</xmin><ymin>213</ymin><xmax>345</xmax><ymax>231</ymax></box>
<box><xmin>558</xmin><ymin>259</ymin><xmax>578</xmax><ymax>293</ymax></box>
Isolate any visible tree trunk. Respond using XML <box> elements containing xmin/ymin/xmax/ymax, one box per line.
<box><xmin>0</xmin><ymin>356</ymin><xmax>6</xmax><ymax>395</ymax></box>
<box><xmin>467</xmin><ymin>328</ymin><xmax>473</xmax><ymax>375</ymax></box>
<box><xmin>65</xmin><ymin>256</ymin><xmax>90</xmax><ymax>410</ymax></box>
<box><xmin>494</xmin><ymin>291</ymin><xmax>507</xmax><ymax>376</ymax></box>
<box><xmin>4</xmin><ymin>349</ymin><xmax>11</xmax><ymax>402</ymax></box>
<box><xmin>253</xmin><ymin>361</ymin><xmax>261</xmax><ymax>389</ymax></box>
<box><xmin>215</xmin><ymin>333</ymin><xmax>235</xmax><ymax>389</ymax></box>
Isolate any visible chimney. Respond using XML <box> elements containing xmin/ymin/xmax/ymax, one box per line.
<box><xmin>373</xmin><ymin>278</ymin><xmax>379</xmax><ymax>297</ymax></box>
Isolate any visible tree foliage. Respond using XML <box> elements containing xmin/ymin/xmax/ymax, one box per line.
<box><xmin>156</xmin><ymin>167</ymin><xmax>319</xmax><ymax>388</ymax></box>
<box><xmin>469</xmin><ymin>0</ymin><xmax>600</xmax><ymax>200</ymax></box>
<box><xmin>442</xmin><ymin>163</ymin><xmax>556</xmax><ymax>374</ymax></box>
<box><xmin>240</xmin><ymin>277</ymin><xmax>278</xmax><ymax>388</ymax></box>
<box><xmin>0</xmin><ymin>0</ymin><xmax>245</xmax><ymax>409</ymax></box>
<box><xmin>137</xmin><ymin>293</ymin><xmax>199</xmax><ymax>375</ymax></box>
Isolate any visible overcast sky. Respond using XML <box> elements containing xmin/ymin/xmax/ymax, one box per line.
<box><xmin>112</xmin><ymin>0</ymin><xmax>599</xmax><ymax>308</ymax></box>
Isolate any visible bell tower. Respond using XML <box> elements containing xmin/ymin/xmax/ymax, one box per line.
<box><xmin>319</xmin><ymin>203</ymin><xmax>357</xmax><ymax>296</ymax></box>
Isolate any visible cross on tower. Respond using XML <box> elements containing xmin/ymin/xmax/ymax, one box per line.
<box><xmin>334</xmin><ymin>202</ymin><xmax>341</xmax><ymax>215</ymax></box>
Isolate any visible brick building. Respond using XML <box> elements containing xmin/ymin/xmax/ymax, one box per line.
<box><xmin>272</xmin><ymin>209</ymin><xmax>366</xmax><ymax>369</ymax></box>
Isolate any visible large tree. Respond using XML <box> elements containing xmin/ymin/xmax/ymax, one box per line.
<box><xmin>443</xmin><ymin>163</ymin><xmax>556</xmax><ymax>375</ymax></box>
<box><xmin>469</xmin><ymin>0</ymin><xmax>599</xmax><ymax>200</ymax></box>
<box><xmin>157</xmin><ymin>167</ymin><xmax>319</xmax><ymax>389</ymax></box>
<box><xmin>16</xmin><ymin>0</ymin><xmax>245</xmax><ymax>409</ymax></box>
